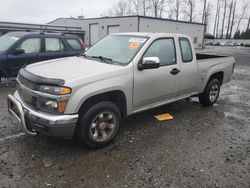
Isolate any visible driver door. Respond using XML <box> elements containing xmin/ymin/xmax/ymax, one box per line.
<box><xmin>133</xmin><ymin>38</ymin><xmax>181</xmax><ymax>111</ymax></box>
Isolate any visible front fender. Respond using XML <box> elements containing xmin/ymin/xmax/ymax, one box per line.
<box><xmin>65</xmin><ymin>75</ymin><xmax>133</xmax><ymax>115</ymax></box>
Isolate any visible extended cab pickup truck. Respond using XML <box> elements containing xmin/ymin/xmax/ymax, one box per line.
<box><xmin>8</xmin><ymin>33</ymin><xmax>235</xmax><ymax>148</ymax></box>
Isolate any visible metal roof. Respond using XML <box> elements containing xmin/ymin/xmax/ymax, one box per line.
<box><xmin>48</xmin><ymin>15</ymin><xmax>205</xmax><ymax>26</ymax></box>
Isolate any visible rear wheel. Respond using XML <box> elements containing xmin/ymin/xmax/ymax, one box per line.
<box><xmin>77</xmin><ymin>101</ymin><xmax>121</xmax><ymax>149</ymax></box>
<box><xmin>199</xmin><ymin>78</ymin><xmax>220</xmax><ymax>106</ymax></box>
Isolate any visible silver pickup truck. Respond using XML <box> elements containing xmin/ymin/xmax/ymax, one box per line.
<box><xmin>8</xmin><ymin>33</ymin><xmax>235</xmax><ymax>148</ymax></box>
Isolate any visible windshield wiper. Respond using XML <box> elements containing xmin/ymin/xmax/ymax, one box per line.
<box><xmin>81</xmin><ymin>54</ymin><xmax>91</xmax><ymax>59</ymax></box>
<box><xmin>91</xmin><ymin>56</ymin><xmax>113</xmax><ymax>64</ymax></box>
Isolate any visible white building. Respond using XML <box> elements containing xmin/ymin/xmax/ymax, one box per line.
<box><xmin>48</xmin><ymin>15</ymin><xmax>205</xmax><ymax>48</ymax></box>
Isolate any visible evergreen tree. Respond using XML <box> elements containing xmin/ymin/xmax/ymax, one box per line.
<box><xmin>240</xmin><ymin>29</ymin><xmax>250</xmax><ymax>39</ymax></box>
<box><xmin>233</xmin><ymin>30</ymin><xmax>240</xmax><ymax>39</ymax></box>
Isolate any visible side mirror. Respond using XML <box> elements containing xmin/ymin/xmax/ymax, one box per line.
<box><xmin>12</xmin><ymin>49</ymin><xmax>25</xmax><ymax>55</ymax></box>
<box><xmin>138</xmin><ymin>57</ymin><xmax>160</xmax><ymax>71</ymax></box>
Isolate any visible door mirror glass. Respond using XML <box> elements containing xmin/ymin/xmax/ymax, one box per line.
<box><xmin>138</xmin><ymin>57</ymin><xmax>160</xmax><ymax>70</ymax></box>
<box><xmin>12</xmin><ymin>49</ymin><xmax>25</xmax><ymax>55</ymax></box>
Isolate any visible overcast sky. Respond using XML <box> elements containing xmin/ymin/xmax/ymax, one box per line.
<box><xmin>0</xmin><ymin>0</ymin><xmax>249</xmax><ymax>34</ymax></box>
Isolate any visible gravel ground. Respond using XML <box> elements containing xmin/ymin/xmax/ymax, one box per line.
<box><xmin>0</xmin><ymin>47</ymin><xmax>250</xmax><ymax>188</ymax></box>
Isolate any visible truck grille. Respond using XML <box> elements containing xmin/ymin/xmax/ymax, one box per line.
<box><xmin>17</xmin><ymin>74</ymin><xmax>36</xmax><ymax>90</ymax></box>
<box><xmin>17</xmin><ymin>74</ymin><xmax>36</xmax><ymax>106</ymax></box>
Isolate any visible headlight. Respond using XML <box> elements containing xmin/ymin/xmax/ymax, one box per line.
<box><xmin>39</xmin><ymin>85</ymin><xmax>71</xmax><ymax>95</ymax></box>
<box><xmin>37</xmin><ymin>85</ymin><xmax>71</xmax><ymax>113</ymax></box>
<box><xmin>37</xmin><ymin>98</ymin><xmax>68</xmax><ymax>113</ymax></box>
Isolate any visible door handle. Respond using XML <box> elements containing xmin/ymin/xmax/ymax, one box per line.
<box><xmin>170</xmin><ymin>68</ymin><xmax>180</xmax><ymax>75</ymax></box>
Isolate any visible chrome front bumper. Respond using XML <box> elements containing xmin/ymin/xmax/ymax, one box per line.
<box><xmin>7</xmin><ymin>93</ymin><xmax>79</xmax><ymax>139</ymax></box>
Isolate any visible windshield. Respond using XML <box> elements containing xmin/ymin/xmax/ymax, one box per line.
<box><xmin>84</xmin><ymin>35</ymin><xmax>148</xmax><ymax>65</ymax></box>
<box><xmin>0</xmin><ymin>34</ymin><xmax>20</xmax><ymax>52</ymax></box>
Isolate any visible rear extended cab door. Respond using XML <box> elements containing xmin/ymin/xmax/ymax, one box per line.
<box><xmin>176</xmin><ymin>37</ymin><xmax>198</xmax><ymax>96</ymax></box>
<box><xmin>7</xmin><ymin>36</ymin><xmax>43</xmax><ymax>77</ymax></box>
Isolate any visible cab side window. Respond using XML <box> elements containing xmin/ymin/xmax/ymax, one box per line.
<box><xmin>16</xmin><ymin>38</ymin><xmax>41</xmax><ymax>54</ymax></box>
<box><xmin>66</xmin><ymin>39</ymin><xmax>82</xmax><ymax>50</ymax></box>
<box><xmin>45</xmin><ymin>38</ymin><xmax>65</xmax><ymax>52</ymax></box>
<box><xmin>143</xmin><ymin>38</ymin><xmax>176</xmax><ymax>66</ymax></box>
<box><xmin>179</xmin><ymin>38</ymin><xmax>193</xmax><ymax>63</ymax></box>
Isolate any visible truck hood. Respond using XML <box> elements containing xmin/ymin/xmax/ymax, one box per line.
<box><xmin>25</xmin><ymin>56</ymin><xmax>125</xmax><ymax>84</ymax></box>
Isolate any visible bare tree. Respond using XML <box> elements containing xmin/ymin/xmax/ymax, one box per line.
<box><xmin>202</xmin><ymin>0</ymin><xmax>207</xmax><ymax>24</ymax></box>
<box><xmin>150</xmin><ymin>0</ymin><xmax>166</xmax><ymax>18</ymax></box>
<box><xmin>221</xmin><ymin>0</ymin><xmax>227</xmax><ymax>38</ymax></box>
<box><xmin>226</xmin><ymin>0</ymin><xmax>233</xmax><ymax>39</ymax></box>
<box><xmin>204</xmin><ymin>2</ymin><xmax>211</xmax><ymax>33</ymax></box>
<box><xmin>133</xmin><ymin>0</ymin><xmax>139</xmax><ymax>15</ymax></box>
<box><xmin>130</xmin><ymin>0</ymin><xmax>150</xmax><ymax>16</ymax></box>
<box><xmin>102</xmin><ymin>0</ymin><xmax>150</xmax><ymax>17</ymax></box>
<box><xmin>141</xmin><ymin>0</ymin><xmax>150</xmax><ymax>16</ymax></box>
<box><xmin>127</xmin><ymin>0</ymin><xmax>133</xmax><ymax>15</ymax></box>
<box><xmin>184</xmin><ymin>0</ymin><xmax>196</xmax><ymax>22</ymax></box>
<box><xmin>215</xmin><ymin>4</ymin><xmax>221</xmax><ymax>38</ymax></box>
<box><xmin>173</xmin><ymin>0</ymin><xmax>181</xmax><ymax>20</ymax></box>
<box><xmin>235</xmin><ymin>3</ymin><xmax>248</xmax><ymax>33</ymax></box>
<box><xmin>229</xmin><ymin>0</ymin><xmax>237</xmax><ymax>39</ymax></box>
<box><xmin>247</xmin><ymin>16</ymin><xmax>250</xmax><ymax>30</ymax></box>
<box><xmin>159</xmin><ymin>0</ymin><xmax>166</xmax><ymax>18</ymax></box>
<box><xmin>213</xmin><ymin>0</ymin><xmax>220</xmax><ymax>37</ymax></box>
<box><xmin>114</xmin><ymin>0</ymin><xmax>129</xmax><ymax>16</ymax></box>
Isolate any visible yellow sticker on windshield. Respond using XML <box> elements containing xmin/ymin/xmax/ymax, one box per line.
<box><xmin>129</xmin><ymin>42</ymin><xmax>140</xmax><ymax>49</ymax></box>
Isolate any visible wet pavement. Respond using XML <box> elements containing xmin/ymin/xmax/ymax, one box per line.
<box><xmin>0</xmin><ymin>47</ymin><xmax>250</xmax><ymax>188</ymax></box>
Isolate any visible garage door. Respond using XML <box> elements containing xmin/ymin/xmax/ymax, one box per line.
<box><xmin>90</xmin><ymin>24</ymin><xmax>99</xmax><ymax>45</ymax></box>
<box><xmin>108</xmin><ymin>25</ymin><xmax>120</xmax><ymax>35</ymax></box>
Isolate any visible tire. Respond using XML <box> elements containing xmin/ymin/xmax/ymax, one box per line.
<box><xmin>76</xmin><ymin>101</ymin><xmax>121</xmax><ymax>149</ymax></box>
<box><xmin>199</xmin><ymin>78</ymin><xmax>220</xmax><ymax>106</ymax></box>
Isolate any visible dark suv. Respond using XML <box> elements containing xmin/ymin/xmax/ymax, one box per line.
<box><xmin>0</xmin><ymin>31</ymin><xmax>85</xmax><ymax>80</ymax></box>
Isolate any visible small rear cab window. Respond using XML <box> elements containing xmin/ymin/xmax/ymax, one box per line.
<box><xmin>179</xmin><ymin>37</ymin><xmax>193</xmax><ymax>63</ymax></box>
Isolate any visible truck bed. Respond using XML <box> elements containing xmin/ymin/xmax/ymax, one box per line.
<box><xmin>196</xmin><ymin>53</ymin><xmax>228</xmax><ymax>60</ymax></box>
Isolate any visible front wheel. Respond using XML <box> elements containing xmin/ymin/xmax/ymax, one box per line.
<box><xmin>199</xmin><ymin>78</ymin><xmax>220</xmax><ymax>106</ymax></box>
<box><xmin>76</xmin><ymin>101</ymin><xmax>121</xmax><ymax>149</ymax></box>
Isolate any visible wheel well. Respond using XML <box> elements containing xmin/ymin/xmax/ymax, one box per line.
<box><xmin>209</xmin><ymin>71</ymin><xmax>224</xmax><ymax>85</ymax></box>
<box><xmin>78</xmin><ymin>90</ymin><xmax>127</xmax><ymax>119</ymax></box>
